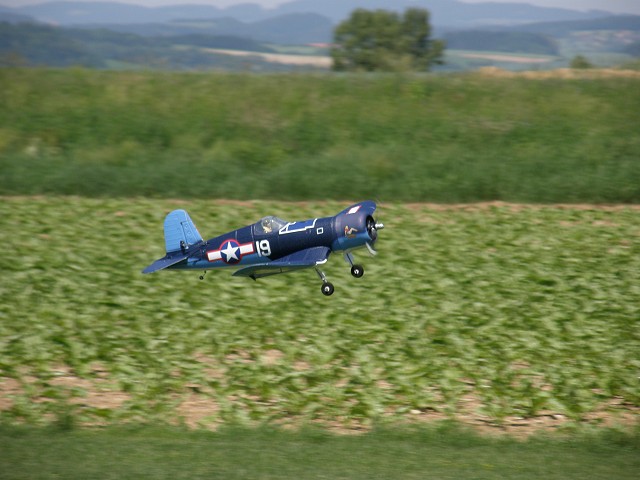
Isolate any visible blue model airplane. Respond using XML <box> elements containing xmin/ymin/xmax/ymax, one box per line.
<box><xmin>142</xmin><ymin>201</ymin><xmax>384</xmax><ymax>295</ymax></box>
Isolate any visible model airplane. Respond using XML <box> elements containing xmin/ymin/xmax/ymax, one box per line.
<box><xmin>142</xmin><ymin>201</ymin><xmax>384</xmax><ymax>295</ymax></box>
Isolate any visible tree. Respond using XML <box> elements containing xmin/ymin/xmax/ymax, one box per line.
<box><xmin>570</xmin><ymin>55</ymin><xmax>593</xmax><ymax>69</ymax></box>
<box><xmin>400</xmin><ymin>8</ymin><xmax>444</xmax><ymax>70</ymax></box>
<box><xmin>331</xmin><ymin>8</ymin><xmax>444</xmax><ymax>72</ymax></box>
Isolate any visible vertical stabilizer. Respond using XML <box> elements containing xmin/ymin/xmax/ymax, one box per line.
<box><xmin>163</xmin><ymin>210</ymin><xmax>203</xmax><ymax>254</ymax></box>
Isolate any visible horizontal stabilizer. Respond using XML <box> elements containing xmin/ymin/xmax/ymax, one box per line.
<box><xmin>142</xmin><ymin>253</ymin><xmax>189</xmax><ymax>274</ymax></box>
<box><xmin>234</xmin><ymin>246</ymin><xmax>330</xmax><ymax>280</ymax></box>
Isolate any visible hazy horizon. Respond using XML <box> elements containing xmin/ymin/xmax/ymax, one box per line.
<box><xmin>2</xmin><ymin>0</ymin><xmax>640</xmax><ymax>15</ymax></box>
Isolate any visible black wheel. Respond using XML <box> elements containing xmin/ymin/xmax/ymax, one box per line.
<box><xmin>351</xmin><ymin>265</ymin><xmax>364</xmax><ymax>278</ymax></box>
<box><xmin>321</xmin><ymin>282</ymin><xmax>335</xmax><ymax>296</ymax></box>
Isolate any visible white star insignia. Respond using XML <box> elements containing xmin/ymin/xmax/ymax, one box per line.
<box><xmin>221</xmin><ymin>242</ymin><xmax>239</xmax><ymax>262</ymax></box>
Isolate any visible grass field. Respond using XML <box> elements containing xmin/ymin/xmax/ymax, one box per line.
<box><xmin>1</xmin><ymin>424</ymin><xmax>639</xmax><ymax>480</ymax></box>
<box><xmin>1</xmin><ymin>197</ymin><xmax>638</xmax><ymax>432</ymax></box>
<box><xmin>1</xmin><ymin>68</ymin><xmax>639</xmax><ymax>202</ymax></box>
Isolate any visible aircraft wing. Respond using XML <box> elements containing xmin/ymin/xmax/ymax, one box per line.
<box><xmin>233</xmin><ymin>246</ymin><xmax>330</xmax><ymax>280</ymax></box>
<box><xmin>142</xmin><ymin>253</ymin><xmax>189</xmax><ymax>274</ymax></box>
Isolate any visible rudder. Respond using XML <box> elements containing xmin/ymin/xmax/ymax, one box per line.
<box><xmin>163</xmin><ymin>210</ymin><xmax>203</xmax><ymax>254</ymax></box>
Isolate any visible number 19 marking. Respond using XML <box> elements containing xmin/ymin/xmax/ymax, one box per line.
<box><xmin>256</xmin><ymin>240</ymin><xmax>271</xmax><ymax>257</ymax></box>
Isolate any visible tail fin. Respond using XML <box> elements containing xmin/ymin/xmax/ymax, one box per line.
<box><xmin>163</xmin><ymin>209</ymin><xmax>203</xmax><ymax>254</ymax></box>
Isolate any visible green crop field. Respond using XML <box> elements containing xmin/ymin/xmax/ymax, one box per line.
<box><xmin>1</xmin><ymin>68</ymin><xmax>639</xmax><ymax>477</ymax></box>
<box><xmin>1</xmin><ymin>197</ymin><xmax>638</xmax><ymax>432</ymax></box>
<box><xmin>1</xmin><ymin>68</ymin><xmax>640</xmax><ymax>202</ymax></box>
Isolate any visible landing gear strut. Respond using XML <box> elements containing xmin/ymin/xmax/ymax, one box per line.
<box><xmin>315</xmin><ymin>267</ymin><xmax>334</xmax><ymax>296</ymax></box>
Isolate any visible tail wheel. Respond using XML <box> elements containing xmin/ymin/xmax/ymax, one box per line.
<box><xmin>321</xmin><ymin>282</ymin><xmax>335</xmax><ymax>296</ymax></box>
<box><xmin>350</xmin><ymin>265</ymin><xmax>364</xmax><ymax>278</ymax></box>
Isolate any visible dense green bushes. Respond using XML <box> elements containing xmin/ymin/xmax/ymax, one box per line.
<box><xmin>1</xmin><ymin>68</ymin><xmax>639</xmax><ymax>202</ymax></box>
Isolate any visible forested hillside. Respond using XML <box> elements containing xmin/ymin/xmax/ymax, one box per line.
<box><xmin>443</xmin><ymin>31</ymin><xmax>559</xmax><ymax>55</ymax></box>
<box><xmin>0</xmin><ymin>22</ymin><xmax>294</xmax><ymax>70</ymax></box>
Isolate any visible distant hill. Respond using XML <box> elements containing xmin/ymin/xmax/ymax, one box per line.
<box><xmin>249</xmin><ymin>13</ymin><xmax>332</xmax><ymax>44</ymax></box>
<box><xmin>88</xmin><ymin>13</ymin><xmax>334</xmax><ymax>45</ymax></box>
<box><xmin>624</xmin><ymin>41</ymin><xmax>640</xmax><ymax>56</ymax></box>
<box><xmin>2</xmin><ymin>2</ymin><xmax>637</xmax><ymax>71</ymax></box>
<box><xmin>5</xmin><ymin>0</ymin><xmax>612</xmax><ymax>29</ymax></box>
<box><xmin>504</xmin><ymin>14</ymin><xmax>640</xmax><ymax>36</ymax></box>
<box><xmin>275</xmin><ymin>0</ymin><xmax>611</xmax><ymax>26</ymax></box>
<box><xmin>0</xmin><ymin>22</ymin><xmax>301</xmax><ymax>70</ymax></box>
<box><xmin>0</xmin><ymin>22</ymin><xmax>100</xmax><ymax>66</ymax></box>
<box><xmin>502</xmin><ymin>15</ymin><xmax>640</xmax><ymax>53</ymax></box>
<box><xmin>443</xmin><ymin>31</ymin><xmax>559</xmax><ymax>55</ymax></box>
<box><xmin>0</xmin><ymin>9</ymin><xmax>34</xmax><ymax>24</ymax></box>
<box><xmin>440</xmin><ymin>15</ymin><xmax>640</xmax><ymax>58</ymax></box>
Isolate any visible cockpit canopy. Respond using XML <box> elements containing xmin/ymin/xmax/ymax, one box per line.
<box><xmin>255</xmin><ymin>216</ymin><xmax>288</xmax><ymax>234</ymax></box>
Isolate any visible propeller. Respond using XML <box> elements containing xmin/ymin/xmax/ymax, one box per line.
<box><xmin>365</xmin><ymin>211</ymin><xmax>384</xmax><ymax>255</ymax></box>
<box><xmin>373</xmin><ymin>198</ymin><xmax>386</xmax><ymax>235</ymax></box>
<box><xmin>366</xmin><ymin>217</ymin><xmax>376</xmax><ymax>241</ymax></box>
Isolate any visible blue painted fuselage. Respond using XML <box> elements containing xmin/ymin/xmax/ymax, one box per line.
<box><xmin>142</xmin><ymin>201</ymin><xmax>382</xmax><ymax>289</ymax></box>
<box><xmin>171</xmin><ymin>217</ymin><xmax>333</xmax><ymax>271</ymax></box>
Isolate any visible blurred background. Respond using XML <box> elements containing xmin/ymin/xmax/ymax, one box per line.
<box><xmin>1</xmin><ymin>0</ymin><xmax>640</xmax><ymax>72</ymax></box>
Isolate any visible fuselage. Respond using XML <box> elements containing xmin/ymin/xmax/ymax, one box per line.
<box><xmin>168</xmin><ymin>202</ymin><xmax>379</xmax><ymax>272</ymax></box>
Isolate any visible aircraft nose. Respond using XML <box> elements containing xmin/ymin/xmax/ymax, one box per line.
<box><xmin>366</xmin><ymin>216</ymin><xmax>384</xmax><ymax>242</ymax></box>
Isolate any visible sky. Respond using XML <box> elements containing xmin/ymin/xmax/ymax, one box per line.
<box><xmin>2</xmin><ymin>0</ymin><xmax>640</xmax><ymax>15</ymax></box>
